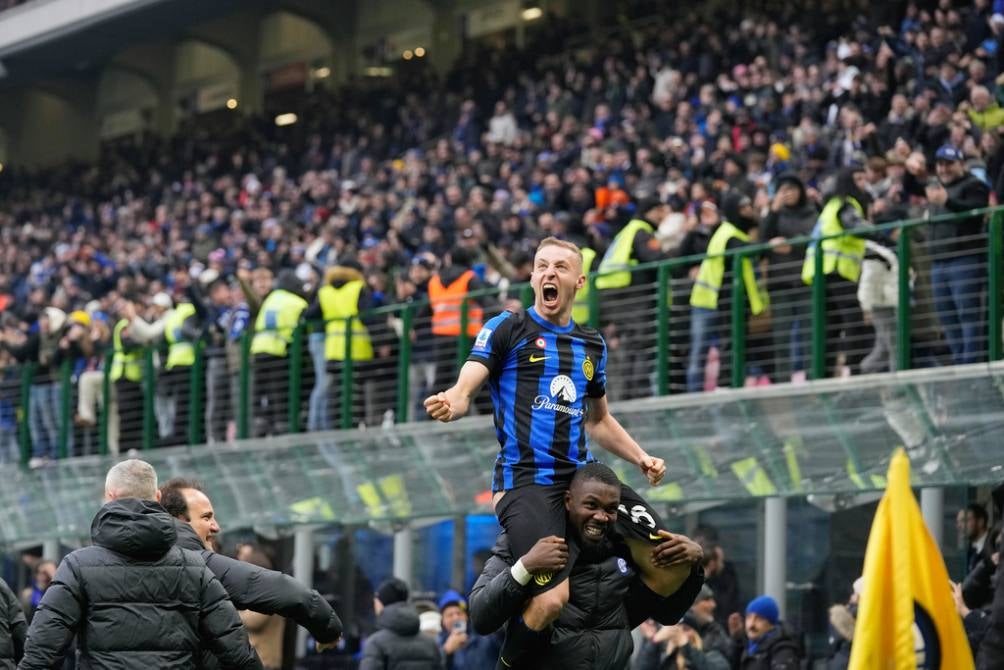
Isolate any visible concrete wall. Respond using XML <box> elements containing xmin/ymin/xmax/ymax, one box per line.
<box><xmin>15</xmin><ymin>89</ymin><xmax>98</xmax><ymax>166</ymax></box>
<box><xmin>259</xmin><ymin>10</ymin><xmax>333</xmax><ymax>70</ymax></box>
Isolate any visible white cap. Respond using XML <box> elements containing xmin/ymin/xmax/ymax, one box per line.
<box><xmin>43</xmin><ymin>307</ymin><xmax>66</xmax><ymax>332</ymax></box>
<box><xmin>852</xmin><ymin>576</ymin><xmax>865</xmax><ymax>596</ymax></box>
<box><xmin>199</xmin><ymin>268</ymin><xmax>220</xmax><ymax>286</ymax></box>
<box><xmin>152</xmin><ymin>292</ymin><xmax>173</xmax><ymax>309</ymax></box>
<box><xmin>419</xmin><ymin>611</ymin><xmax>442</xmax><ymax>634</ymax></box>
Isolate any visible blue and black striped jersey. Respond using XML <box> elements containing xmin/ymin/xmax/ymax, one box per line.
<box><xmin>468</xmin><ymin>307</ymin><xmax>608</xmax><ymax>492</ymax></box>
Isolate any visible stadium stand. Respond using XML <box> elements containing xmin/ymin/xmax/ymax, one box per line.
<box><xmin>1</xmin><ymin>1</ymin><xmax>1003</xmax><ymax>462</ymax></box>
<box><xmin>2</xmin><ymin>1</ymin><xmax>1004</xmax><ymax>665</ymax></box>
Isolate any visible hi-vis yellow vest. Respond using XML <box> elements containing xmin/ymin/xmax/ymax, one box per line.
<box><xmin>802</xmin><ymin>197</ymin><xmax>866</xmax><ymax>284</ymax></box>
<box><xmin>250</xmin><ymin>289</ymin><xmax>308</xmax><ymax>357</ymax></box>
<box><xmin>111</xmin><ymin>319</ymin><xmax>142</xmax><ymax>382</ymax></box>
<box><xmin>596</xmin><ymin>219</ymin><xmax>653</xmax><ymax>289</ymax></box>
<box><xmin>689</xmin><ymin>221</ymin><xmax>765</xmax><ymax>314</ymax></box>
<box><xmin>572</xmin><ymin>247</ymin><xmax>596</xmax><ymax>324</ymax></box>
<box><xmin>318</xmin><ymin>280</ymin><xmax>374</xmax><ymax>362</ymax></box>
<box><xmin>164</xmin><ymin>303</ymin><xmax>197</xmax><ymax>370</ymax></box>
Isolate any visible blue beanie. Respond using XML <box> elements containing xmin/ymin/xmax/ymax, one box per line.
<box><xmin>745</xmin><ymin>595</ymin><xmax>779</xmax><ymax>625</ymax></box>
<box><xmin>438</xmin><ymin>589</ymin><xmax>467</xmax><ymax>612</ymax></box>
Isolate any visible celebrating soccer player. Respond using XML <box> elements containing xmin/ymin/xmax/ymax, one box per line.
<box><xmin>425</xmin><ymin>237</ymin><xmax>691</xmax><ymax>668</ymax></box>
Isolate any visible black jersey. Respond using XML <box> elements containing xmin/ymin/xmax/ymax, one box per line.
<box><xmin>468</xmin><ymin>307</ymin><xmax>608</xmax><ymax>492</ymax></box>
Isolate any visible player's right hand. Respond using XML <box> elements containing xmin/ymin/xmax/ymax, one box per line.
<box><xmin>521</xmin><ymin>536</ymin><xmax>568</xmax><ymax>574</ymax></box>
<box><xmin>424</xmin><ymin>392</ymin><xmax>453</xmax><ymax>421</ymax></box>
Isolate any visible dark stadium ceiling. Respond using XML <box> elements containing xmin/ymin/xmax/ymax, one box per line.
<box><xmin>0</xmin><ymin>0</ymin><xmax>298</xmax><ymax>89</ymax></box>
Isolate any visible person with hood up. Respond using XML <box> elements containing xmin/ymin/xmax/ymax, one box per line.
<box><xmin>360</xmin><ymin>578</ymin><xmax>444</xmax><ymax>670</ymax></box>
<box><xmin>801</xmin><ymin>166</ymin><xmax>873</xmax><ymax>378</ymax></box>
<box><xmin>762</xmin><ymin>174</ymin><xmax>818</xmax><ymax>383</ymax></box>
<box><xmin>688</xmin><ymin>192</ymin><xmax>766</xmax><ymax>392</ymax></box>
<box><xmin>303</xmin><ymin>259</ymin><xmax>382</xmax><ymax>430</ymax></box>
<box><xmin>249</xmin><ymin>270</ymin><xmax>308</xmax><ymax>436</ymax></box>
<box><xmin>17</xmin><ymin>459</ymin><xmax>263</xmax><ymax>670</ymax></box>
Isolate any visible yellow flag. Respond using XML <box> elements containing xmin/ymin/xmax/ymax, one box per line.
<box><xmin>848</xmin><ymin>449</ymin><xmax>973</xmax><ymax>670</ymax></box>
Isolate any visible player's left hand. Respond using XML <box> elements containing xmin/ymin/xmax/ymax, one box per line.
<box><xmin>650</xmin><ymin>530</ymin><xmax>704</xmax><ymax>568</ymax></box>
<box><xmin>315</xmin><ymin>638</ymin><xmax>340</xmax><ymax>652</ymax></box>
<box><xmin>639</xmin><ymin>455</ymin><xmax>665</xmax><ymax>486</ymax></box>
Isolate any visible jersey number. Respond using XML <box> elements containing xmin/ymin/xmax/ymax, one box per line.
<box><xmin>619</xmin><ymin>504</ymin><xmax>655</xmax><ymax>529</ymax></box>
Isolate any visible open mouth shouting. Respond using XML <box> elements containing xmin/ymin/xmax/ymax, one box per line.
<box><xmin>541</xmin><ymin>282</ymin><xmax>560</xmax><ymax>307</ymax></box>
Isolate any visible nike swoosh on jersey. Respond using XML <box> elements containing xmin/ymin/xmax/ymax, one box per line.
<box><xmin>529</xmin><ymin>354</ymin><xmax>548</xmax><ymax>362</ymax></box>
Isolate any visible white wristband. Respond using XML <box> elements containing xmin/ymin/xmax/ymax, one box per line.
<box><xmin>510</xmin><ymin>559</ymin><xmax>533</xmax><ymax>586</ymax></box>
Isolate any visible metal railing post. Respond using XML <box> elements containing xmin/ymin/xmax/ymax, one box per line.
<box><xmin>18</xmin><ymin>364</ymin><xmax>33</xmax><ymax>465</ymax></box>
<box><xmin>520</xmin><ymin>284</ymin><xmax>534</xmax><ymax>309</ymax></box>
<box><xmin>288</xmin><ymin>324</ymin><xmax>304</xmax><ymax>434</ymax></box>
<box><xmin>57</xmin><ymin>359</ymin><xmax>72</xmax><ymax>459</ymax></box>
<box><xmin>340</xmin><ymin>317</ymin><xmax>354</xmax><ymax>430</ymax></box>
<box><xmin>142</xmin><ymin>348</ymin><xmax>155</xmax><ymax>450</ymax></box>
<box><xmin>187</xmin><ymin>340</ymin><xmax>204</xmax><ymax>446</ymax></box>
<box><xmin>811</xmin><ymin>240</ymin><xmax>827</xmax><ymax>380</ymax></box>
<box><xmin>396</xmin><ymin>305</ymin><xmax>414</xmax><ymax>423</ymax></box>
<box><xmin>896</xmin><ymin>227</ymin><xmax>912</xmax><ymax>371</ymax></box>
<box><xmin>731</xmin><ymin>253</ymin><xmax>747</xmax><ymax>389</ymax></box>
<box><xmin>238</xmin><ymin>331</ymin><xmax>251</xmax><ymax>439</ymax></box>
<box><xmin>656</xmin><ymin>265</ymin><xmax>670</xmax><ymax>395</ymax></box>
<box><xmin>456</xmin><ymin>298</ymin><xmax>470</xmax><ymax>373</ymax></box>
<box><xmin>989</xmin><ymin>212</ymin><xmax>1002</xmax><ymax>362</ymax></box>
<box><xmin>99</xmin><ymin>352</ymin><xmax>111</xmax><ymax>455</ymax></box>
<box><xmin>587</xmin><ymin>274</ymin><xmax>600</xmax><ymax>329</ymax></box>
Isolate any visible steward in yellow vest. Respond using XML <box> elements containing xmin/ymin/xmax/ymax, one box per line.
<box><xmin>799</xmin><ymin>167</ymin><xmax>873</xmax><ymax>377</ymax></box>
<box><xmin>595</xmin><ymin>197</ymin><xmax>668</xmax><ymax>290</ymax></box>
<box><xmin>571</xmin><ymin>247</ymin><xmax>596</xmax><ymax>325</ymax></box>
<box><xmin>801</xmin><ymin>168</ymin><xmax>869</xmax><ymax>286</ymax></box>
<box><xmin>164</xmin><ymin>303</ymin><xmax>198</xmax><ymax>370</ymax></box>
<box><xmin>250</xmin><ymin>270</ymin><xmax>309</xmax><ymax>435</ymax></box>
<box><xmin>304</xmin><ymin>262</ymin><xmax>376</xmax><ymax>364</ymax></box>
<box><xmin>686</xmin><ymin>192</ymin><xmax>765</xmax><ymax>392</ymax></box>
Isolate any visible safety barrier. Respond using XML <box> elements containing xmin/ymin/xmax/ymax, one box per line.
<box><xmin>1</xmin><ymin>207</ymin><xmax>1001</xmax><ymax>463</ymax></box>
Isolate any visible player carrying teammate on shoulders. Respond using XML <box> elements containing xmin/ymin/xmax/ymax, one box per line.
<box><xmin>425</xmin><ymin>237</ymin><xmax>694</xmax><ymax>668</ymax></box>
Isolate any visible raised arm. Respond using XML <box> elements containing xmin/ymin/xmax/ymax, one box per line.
<box><xmin>202</xmin><ymin>552</ymin><xmax>342</xmax><ymax>643</ymax></box>
<box><xmin>424</xmin><ymin>360</ymin><xmax>490</xmax><ymax>422</ymax></box>
<box><xmin>585</xmin><ymin>395</ymin><xmax>665</xmax><ymax>486</ymax></box>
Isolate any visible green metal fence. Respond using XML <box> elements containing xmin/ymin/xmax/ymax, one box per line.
<box><xmin>2</xmin><ymin>207</ymin><xmax>1001</xmax><ymax>465</ymax></box>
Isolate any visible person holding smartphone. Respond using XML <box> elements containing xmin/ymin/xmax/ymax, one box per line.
<box><xmin>437</xmin><ymin>590</ymin><xmax>501</xmax><ymax>670</ymax></box>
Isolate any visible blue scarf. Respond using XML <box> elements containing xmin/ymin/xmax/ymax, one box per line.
<box><xmin>747</xmin><ymin>627</ymin><xmax>778</xmax><ymax>656</ymax></box>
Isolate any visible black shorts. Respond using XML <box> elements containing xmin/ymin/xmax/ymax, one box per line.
<box><xmin>495</xmin><ymin>482</ymin><xmax>667</xmax><ymax>594</ymax></box>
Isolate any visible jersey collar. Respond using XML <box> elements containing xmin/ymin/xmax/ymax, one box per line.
<box><xmin>528</xmin><ymin>307</ymin><xmax>575</xmax><ymax>333</ymax></box>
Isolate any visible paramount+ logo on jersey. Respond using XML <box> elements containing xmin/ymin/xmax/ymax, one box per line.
<box><xmin>531</xmin><ymin>374</ymin><xmax>584</xmax><ymax>417</ymax></box>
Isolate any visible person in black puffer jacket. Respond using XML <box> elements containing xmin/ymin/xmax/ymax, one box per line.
<box><xmin>159</xmin><ymin>478</ymin><xmax>343</xmax><ymax>668</ymax></box>
<box><xmin>18</xmin><ymin>459</ymin><xmax>262</xmax><ymax>670</ymax></box>
<box><xmin>360</xmin><ymin>578</ymin><xmax>444</xmax><ymax>670</ymax></box>
<box><xmin>0</xmin><ymin>578</ymin><xmax>26</xmax><ymax>670</ymax></box>
<box><xmin>469</xmin><ymin>464</ymin><xmax>705</xmax><ymax>670</ymax></box>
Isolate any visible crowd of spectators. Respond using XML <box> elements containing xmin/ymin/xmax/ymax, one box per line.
<box><xmin>1</xmin><ymin>0</ymin><xmax>1004</xmax><ymax>460</ymax></box>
